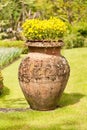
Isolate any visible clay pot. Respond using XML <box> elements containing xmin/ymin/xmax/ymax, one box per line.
<box><xmin>18</xmin><ymin>40</ymin><xmax>70</xmax><ymax>110</ymax></box>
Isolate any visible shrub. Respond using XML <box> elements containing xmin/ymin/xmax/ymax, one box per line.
<box><xmin>0</xmin><ymin>32</ymin><xmax>8</xmax><ymax>40</ymax></box>
<box><xmin>84</xmin><ymin>38</ymin><xmax>87</xmax><ymax>47</ymax></box>
<box><xmin>74</xmin><ymin>22</ymin><xmax>87</xmax><ymax>37</ymax></box>
<box><xmin>64</xmin><ymin>33</ymin><xmax>85</xmax><ymax>49</ymax></box>
<box><xmin>0</xmin><ymin>40</ymin><xmax>24</xmax><ymax>47</ymax></box>
<box><xmin>0</xmin><ymin>40</ymin><xmax>28</xmax><ymax>54</ymax></box>
<box><xmin>63</xmin><ymin>22</ymin><xmax>87</xmax><ymax>49</ymax></box>
<box><xmin>22</xmin><ymin>17</ymin><xmax>67</xmax><ymax>41</ymax></box>
<box><xmin>0</xmin><ymin>47</ymin><xmax>22</xmax><ymax>69</ymax></box>
<box><xmin>0</xmin><ymin>70</ymin><xmax>3</xmax><ymax>93</ymax></box>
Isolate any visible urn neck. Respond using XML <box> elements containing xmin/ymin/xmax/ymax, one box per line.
<box><xmin>28</xmin><ymin>46</ymin><xmax>61</xmax><ymax>56</ymax></box>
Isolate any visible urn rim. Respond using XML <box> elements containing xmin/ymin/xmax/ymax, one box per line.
<box><xmin>26</xmin><ymin>40</ymin><xmax>64</xmax><ymax>48</ymax></box>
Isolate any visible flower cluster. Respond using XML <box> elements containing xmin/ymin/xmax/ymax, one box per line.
<box><xmin>22</xmin><ymin>17</ymin><xmax>67</xmax><ymax>41</ymax></box>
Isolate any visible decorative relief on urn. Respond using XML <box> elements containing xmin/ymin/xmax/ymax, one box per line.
<box><xmin>18</xmin><ymin>48</ymin><xmax>70</xmax><ymax>111</ymax></box>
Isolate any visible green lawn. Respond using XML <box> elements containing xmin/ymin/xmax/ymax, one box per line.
<box><xmin>0</xmin><ymin>48</ymin><xmax>87</xmax><ymax>130</ymax></box>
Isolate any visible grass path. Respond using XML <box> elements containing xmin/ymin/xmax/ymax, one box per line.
<box><xmin>1</xmin><ymin>56</ymin><xmax>28</xmax><ymax>108</ymax></box>
<box><xmin>0</xmin><ymin>48</ymin><xmax>87</xmax><ymax>130</ymax></box>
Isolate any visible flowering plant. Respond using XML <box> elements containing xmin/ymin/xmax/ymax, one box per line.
<box><xmin>22</xmin><ymin>17</ymin><xmax>67</xmax><ymax>41</ymax></box>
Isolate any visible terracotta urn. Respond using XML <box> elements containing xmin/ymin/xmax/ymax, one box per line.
<box><xmin>18</xmin><ymin>40</ymin><xmax>70</xmax><ymax>110</ymax></box>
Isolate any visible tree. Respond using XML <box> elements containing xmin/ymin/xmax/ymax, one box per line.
<box><xmin>47</xmin><ymin>0</ymin><xmax>87</xmax><ymax>24</ymax></box>
<box><xmin>0</xmin><ymin>0</ymin><xmax>87</xmax><ymax>39</ymax></box>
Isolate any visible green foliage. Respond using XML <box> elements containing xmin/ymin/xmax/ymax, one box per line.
<box><xmin>0</xmin><ymin>40</ymin><xmax>28</xmax><ymax>54</ymax></box>
<box><xmin>0</xmin><ymin>0</ymin><xmax>87</xmax><ymax>33</ymax></box>
<box><xmin>0</xmin><ymin>70</ymin><xmax>3</xmax><ymax>92</ymax></box>
<box><xmin>64</xmin><ymin>21</ymin><xmax>87</xmax><ymax>49</ymax></box>
<box><xmin>0</xmin><ymin>0</ymin><xmax>87</xmax><ymax>48</ymax></box>
<box><xmin>0</xmin><ymin>47</ymin><xmax>22</xmax><ymax>69</ymax></box>
<box><xmin>22</xmin><ymin>17</ymin><xmax>67</xmax><ymax>41</ymax></box>
<box><xmin>0</xmin><ymin>40</ymin><xmax>24</xmax><ymax>48</ymax></box>
<box><xmin>0</xmin><ymin>32</ymin><xmax>8</xmax><ymax>40</ymax></box>
<box><xmin>74</xmin><ymin>22</ymin><xmax>87</xmax><ymax>37</ymax></box>
<box><xmin>64</xmin><ymin>33</ymin><xmax>85</xmax><ymax>49</ymax></box>
<box><xmin>84</xmin><ymin>38</ymin><xmax>87</xmax><ymax>47</ymax></box>
<box><xmin>0</xmin><ymin>70</ymin><xmax>3</xmax><ymax>83</ymax></box>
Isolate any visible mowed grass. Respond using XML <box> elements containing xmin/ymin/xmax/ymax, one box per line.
<box><xmin>0</xmin><ymin>48</ymin><xmax>87</xmax><ymax>130</ymax></box>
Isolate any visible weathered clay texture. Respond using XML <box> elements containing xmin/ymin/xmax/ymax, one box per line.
<box><xmin>18</xmin><ymin>41</ymin><xmax>70</xmax><ymax>111</ymax></box>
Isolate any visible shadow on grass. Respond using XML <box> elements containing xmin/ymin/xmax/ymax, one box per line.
<box><xmin>59</xmin><ymin>92</ymin><xmax>85</xmax><ymax>107</ymax></box>
<box><xmin>0</xmin><ymin>86</ymin><xmax>10</xmax><ymax>98</ymax></box>
<box><xmin>0</xmin><ymin>87</ymin><xmax>28</xmax><ymax>110</ymax></box>
<box><xmin>0</xmin><ymin>90</ymin><xmax>85</xmax><ymax>112</ymax></box>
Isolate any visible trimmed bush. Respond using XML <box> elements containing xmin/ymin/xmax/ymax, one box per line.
<box><xmin>84</xmin><ymin>38</ymin><xmax>87</xmax><ymax>47</ymax></box>
<box><xmin>0</xmin><ymin>40</ymin><xmax>28</xmax><ymax>54</ymax></box>
<box><xmin>0</xmin><ymin>40</ymin><xmax>24</xmax><ymax>47</ymax></box>
<box><xmin>64</xmin><ymin>34</ymin><xmax>85</xmax><ymax>49</ymax></box>
<box><xmin>63</xmin><ymin>22</ymin><xmax>87</xmax><ymax>49</ymax></box>
<box><xmin>74</xmin><ymin>22</ymin><xmax>87</xmax><ymax>37</ymax></box>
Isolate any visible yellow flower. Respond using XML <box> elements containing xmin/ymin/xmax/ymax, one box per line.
<box><xmin>22</xmin><ymin>17</ymin><xmax>67</xmax><ymax>40</ymax></box>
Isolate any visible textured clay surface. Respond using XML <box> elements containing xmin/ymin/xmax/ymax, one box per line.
<box><xmin>19</xmin><ymin>52</ymin><xmax>70</xmax><ymax>110</ymax></box>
